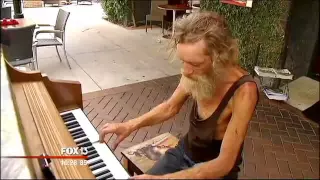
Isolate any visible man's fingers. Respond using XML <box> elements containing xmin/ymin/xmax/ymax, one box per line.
<box><xmin>99</xmin><ymin>123</ymin><xmax>115</xmax><ymax>143</ymax></box>
<box><xmin>112</xmin><ymin>135</ymin><xmax>126</xmax><ymax>151</ymax></box>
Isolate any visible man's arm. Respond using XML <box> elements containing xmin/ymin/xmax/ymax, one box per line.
<box><xmin>161</xmin><ymin>82</ymin><xmax>258</xmax><ymax>179</ymax></box>
<box><xmin>126</xmin><ymin>82</ymin><xmax>189</xmax><ymax>132</ymax></box>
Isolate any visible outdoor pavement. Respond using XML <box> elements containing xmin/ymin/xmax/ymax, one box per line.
<box><xmin>23</xmin><ymin>2</ymin><xmax>181</xmax><ymax>93</ymax></box>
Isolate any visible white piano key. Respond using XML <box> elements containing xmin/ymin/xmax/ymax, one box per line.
<box><xmin>64</xmin><ymin>120</ymin><xmax>77</xmax><ymax>125</ymax></box>
<box><xmin>86</xmin><ymin>156</ymin><xmax>101</xmax><ymax>165</ymax></box>
<box><xmin>61</xmin><ymin>109</ymin><xmax>99</xmax><ymax>143</ymax></box>
<box><xmin>68</xmin><ymin>126</ymin><xmax>81</xmax><ymax>133</ymax></box>
<box><xmin>92</xmin><ymin>166</ymin><xmax>109</xmax><ymax>176</ymax></box>
<box><xmin>93</xmin><ymin>143</ymin><xmax>130</xmax><ymax>179</ymax></box>
<box><xmin>74</xmin><ymin>136</ymin><xmax>88</xmax><ymax>143</ymax></box>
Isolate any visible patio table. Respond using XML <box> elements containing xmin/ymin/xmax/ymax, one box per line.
<box><xmin>1</xmin><ymin>18</ymin><xmax>36</xmax><ymax>29</ymax></box>
<box><xmin>158</xmin><ymin>4</ymin><xmax>192</xmax><ymax>38</ymax></box>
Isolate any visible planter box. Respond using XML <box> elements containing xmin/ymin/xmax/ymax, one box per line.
<box><xmin>23</xmin><ymin>0</ymin><xmax>44</xmax><ymax>8</ymax></box>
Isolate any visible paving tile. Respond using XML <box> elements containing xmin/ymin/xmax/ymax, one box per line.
<box><xmin>298</xmin><ymin>133</ymin><xmax>311</xmax><ymax>144</ymax></box>
<box><xmin>266</xmin><ymin>115</ymin><xmax>277</xmax><ymax>124</ymax></box>
<box><xmin>274</xmin><ymin>151</ymin><xmax>297</xmax><ymax>162</ymax></box>
<box><xmin>271</xmin><ymin>135</ymin><xmax>283</xmax><ymax>146</ymax></box>
<box><xmin>292</xmin><ymin>143</ymin><xmax>314</xmax><ymax>151</ymax></box>
<box><xmin>301</xmin><ymin>121</ymin><xmax>313</xmax><ymax>131</ymax></box>
<box><xmin>261</xmin><ymin>128</ymin><xmax>272</xmax><ymax>140</ymax></box>
<box><xmin>282</xmin><ymin>142</ymin><xmax>296</xmax><ymax>155</ymax></box>
<box><xmin>291</xmin><ymin>168</ymin><xmax>304</xmax><ymax>179</ymax></box>
<box><xmin>302</xmin><ymin>170</ymin><xmax>319</xmax><ymax>179</ymax></box>
<box><xmin>287</xmin><ymin>127</ymin><xmax>299</xmax><ymax>138</ymax></box>
<box><xmin>275</xmin><ymin>117</ymin><xmax>293</xmax><ymax>123</ymax></box>
<box><xmin>265</xmin><ymin>152</ymin><xmax>278</xmax><ymax>168</ymax></box>
<box><xmin>308</xmin><ymin>158</ymin><xmax>320</xmax><ymax>174</ymax></box>
<box><xmin>307</xmin><ymin>135</ymin><xmax>319</xmax><ymax>141</ymax></box>
<box><xmin>277</xmin><ymin>160</ymin><xmax>291</xmax><ymax>175</ymax></box>
<box><xmin>276</xmin><ymin>121</ymin><xmax>287</xmax><ymax>131</ymax></box>
<box><xmin>310</xmin><ymin>140</ymin><xmax>319</xmax><ymax>150</ymax></box>
<box><xmin>270</xmin><ymin>129</ymin><xmax>289</xmax><ymax>137</ymax></box>
<box><xmin>295</xmin><ymin>149</ymin><xmax>310</xmax><ymax>163</ymax></box>
<box><xmin>279</xmin><ymin>109</ymin><xmax>290</xmax><ymax>118</ymax></box>
<box><xmin>286</xmin><ymin>122</ymin><xmax>303</xmax><ymax>129</ymax></box>
<box><xmin>282</xmin><ymin>136</ymin><xmax>301</xmax><ymax>143</ymax></box>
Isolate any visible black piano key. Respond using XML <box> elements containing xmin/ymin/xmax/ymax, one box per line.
<box><xmin>72</xmin><ymin>132</ymin><xmax>86</xmax><ymax>139</ymax></box>
<box><xmin>63</xmin><ymin>115</ymin><xmax>76</xmax><ymax>121</ymax></box>
<box><xmin>87</xmin><ymin>146</ymin><xmax>95</xmax><ymax>152</ymax></box>
<box><xmin>78</xmin><ymin>141</ymin><xmax>92</xmax><ymax>147</ymax></box>
<box><xmin>69</xmin><ymin>127</ymin><xmax>82</xmax><ymax>133</ymax></box>
<box><xmin>66</xmin><ymin>121</ymin><xmax>79</xmax><ymax>127</ymax></box>
<box><xmin>96</xmin><ymin>172</ymin><xmax>113</xmax><ymax>180</ymax></box>
<box><xmin>66</xmin><ymin>123</ymin><xmax>80</xmax><ymax>129</ymax></box>
<box><xmin>94</xmin><ymin>169</ymin><xmax>111</xmax><ymax>178</ymax></box>
<box><xmin>90</xmin><ymin>162</ymin><xmax>106</xmax><ymax>171</ymax></box>
<box><xmin>76</xmin><ymin>138</ymin><xmax>90</xmax><ymax>145</ymax></box>
<box><xmin>65</xmin><ymin>120</ymin><xmax>78</xmax><ymax>126</ymax></box>
<box><xmin>71</xmin><ymin>130</ymin><xmax>85</xmax><ymax>137</ymax></box>
<box><xmin>63</xmin><ymin>118</ymin><xmax>75</xmax><ymax>123</ymax></box>
<box><xmin>88</xmin><ymin>159</ymin><xmax>103</xmax><ymax>167</ymax></box>
<box><xmin>87</xmin><ymin>153</ymin><xmax>99</xmax><ymax>160</ymax></box>
<box><xmin>61</xmin><ymin>113</ymin><xmax>73</xmax><ymax>119</ymax></box>
<box><xmin>87</xmin><ymin>150</ymin><xmax>98</xmax><ymax>156</ymax></box>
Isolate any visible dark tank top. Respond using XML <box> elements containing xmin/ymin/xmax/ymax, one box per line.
<box><xmin>183</xmin><ymin>75</ymin><xmax>258</xmax><ymax>163</ymax></box>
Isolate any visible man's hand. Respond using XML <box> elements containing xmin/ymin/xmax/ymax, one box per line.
<box><xmin>99</xmin><ymin>122</ymin><xmax>133</xmax><ymax>150</ymax></box>
<box><xmin>129</xmin><ymin>174</ymin><xmax>165</xmax><ymax>179</ymax></box>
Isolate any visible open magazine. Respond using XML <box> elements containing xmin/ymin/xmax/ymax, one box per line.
<box><xmin>254</xmin><ymin>66</ymin><xmax>293</xmax><ymax>80</ymax></box>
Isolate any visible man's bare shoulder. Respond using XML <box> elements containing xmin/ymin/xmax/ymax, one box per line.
<box><xmin>230</xmin><ymin>78</ymin><xmax>258</xmax><ymax>104</ymax></box>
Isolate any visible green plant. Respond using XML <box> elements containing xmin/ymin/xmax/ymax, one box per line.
<box><xmin>201</xmin><ymin>0</ymin><xmax>290</xmax><ymax>72</ymax></box>
<box><xmin>101</xmin><ymin>0</ymin><xmax>131</xmax><ymax>25</ymax></box>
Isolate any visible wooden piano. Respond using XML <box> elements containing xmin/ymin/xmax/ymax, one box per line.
<box><xmin>0</xmin><ymin>52</ymin><xmax>130</xmax><ymax>179</ymax></box>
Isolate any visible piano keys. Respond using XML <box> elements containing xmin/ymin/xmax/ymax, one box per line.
<box><xmin>0</xmin><ymin>52</ymin><xmax>130</xmax><ymax>179</ymax></box>
<box><xmin>60</xmin><ymin>109</ymin><xmax>129</xmax><ymax>180</ymax></box>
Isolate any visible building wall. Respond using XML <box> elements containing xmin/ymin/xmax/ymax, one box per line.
<box><xmin>284</xmin><ymin>0</ymin><xmax>319</xmax><ymax>79</ymax></box>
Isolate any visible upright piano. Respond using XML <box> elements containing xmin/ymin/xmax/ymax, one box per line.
<box><xmin>0</xmin><ymin>53</ymin><xmax>130</xmax><ymax>179</ymax></box>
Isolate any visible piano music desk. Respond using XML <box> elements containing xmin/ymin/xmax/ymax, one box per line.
<box><xmin>121</xmin><ymin>133</ymin><xmax>178</xmax><ymax>176</ymax></box>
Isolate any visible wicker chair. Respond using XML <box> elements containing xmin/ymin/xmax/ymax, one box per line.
<box><xmin>34</xmin><ymin>9</ymin><xmax>71</xmax><ymax>69</ymax></box>
<box><xmin>1</xmin><ymin>24</ymin><xmax>37</xmax><ymax>70</ymax></box>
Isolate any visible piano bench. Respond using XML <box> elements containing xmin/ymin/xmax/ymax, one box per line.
<box><xmin>121</xmin><ymin>132</ymin><xmax>179</xmax><ymax>176</ymax></box>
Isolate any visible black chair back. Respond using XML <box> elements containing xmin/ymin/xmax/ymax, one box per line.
<box><xmin>1</xmin><ymin>6</ymin><xmax>12</xmax><ymax>19</ymax></box>
<box><xmin>1</xmin><ymin>24</ymin><xmax>36</xmax><ymax>64</ymax></box>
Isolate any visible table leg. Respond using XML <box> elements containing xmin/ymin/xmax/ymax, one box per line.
<box><xmin>123</xmin><ymin>157</ymin><xmax>134</xmax><ymax>176</ymax></box>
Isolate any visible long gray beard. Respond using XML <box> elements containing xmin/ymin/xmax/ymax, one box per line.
<box><xmin>180</xmin><ymin>73</ymin><xmax>216</xmax><ymax>101</ymax></box>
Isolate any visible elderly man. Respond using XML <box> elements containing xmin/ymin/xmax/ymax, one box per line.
<box><xmin>99</xmin><ymin>11</ymin><xmax>258</xmax><ymax>179</ymax></box>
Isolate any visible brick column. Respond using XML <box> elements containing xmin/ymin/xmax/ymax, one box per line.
<box><xmin>23</xmin><ymin>0</ymin><xmax>44</xmax><ymax>8</ymax></box>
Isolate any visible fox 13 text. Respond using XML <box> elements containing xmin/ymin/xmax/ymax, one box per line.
<box><xmin>60</xmin><ymin>147</ymin><xmax>88</xmax><ymax>166</ymax></box>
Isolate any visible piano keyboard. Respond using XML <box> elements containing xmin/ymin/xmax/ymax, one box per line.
<box><xmin>60</xmin><ymin>109</ymin><xmax>130</xmax><ymax>180</ymax></box>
